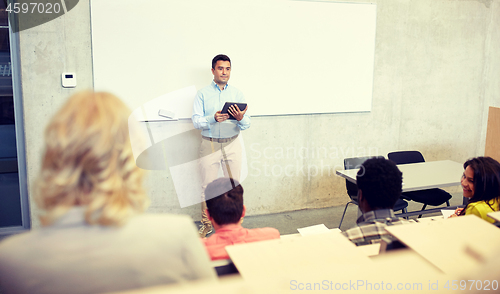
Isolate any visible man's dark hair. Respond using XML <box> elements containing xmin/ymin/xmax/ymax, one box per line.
<box><xmin>212</xmin><ymin>54</ymin><xmax>231</xmax><ymax>69</ymax></box>
<box><xmin>205</xmin><ymin>178</ymin><xmax>243</xmax><ymax>225</ymax></box>
<box><xmin>356</xmin><ymin>157</ymin><xmax>402</xmax><ymax>210</ymax></box>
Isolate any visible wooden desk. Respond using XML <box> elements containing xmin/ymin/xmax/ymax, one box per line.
<box><xmin>109</xmin><ymin>254</ymin><xmax>450</xmax><ymax>294</ymax></box>
<box><xmin>224</xmin><ymin>233</ymin><xmax>453</xmax><ymax>293</ymax></box>
<box><xmin>385</xmin><ymin>215</ymin><xmax>500</xmax><ymax>275</ymax></box>
<box><xmin>111</xmin><ymin>249</ymin><xmax>464</xmax><ymax>294</ymax></box>
<box><xmin>280</xmin><ymin>229</ymin><xmax>380</xmax><ymax>257</ymax></box>
<box><xmin>107</xmin><ymin>276</ymin><xmax>259</xmax><ymax>294</ymax></box>
<box><xmin>226</xmin><ymin>232</ymin><xmax>372</xmax><ymax>280</ymax></box>
<box><xmin>336</xmin><ymin>160</ymin><xmax>463</xmax><ymax>192</ymax></box>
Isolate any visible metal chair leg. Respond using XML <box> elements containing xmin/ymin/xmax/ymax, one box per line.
<box><xmin>418</xmin><ymin>204</ymin><xmax>428</xmax><ymax>218</ymax></box>
<box><xmin>339</xmin><ymin>201</ymin><xmax>357</xmax><ymax>229</ymax></box>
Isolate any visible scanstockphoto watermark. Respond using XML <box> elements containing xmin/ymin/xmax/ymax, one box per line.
<box><xmin>250</xmin><ymin>159</ymin><xmax>348</xmax><ymax>180</ymax></box>
<box><xmin>250</xmin><ymin>142</ymin><xmax>379</xmax><ymax>161</ymax></box>
<box><xmin>290</xmin><ymin>279</ymin><xmax>499</xmax><ymax>291</ymax></box>
<box><xmin>249</xmin><ymin>143</ymin><xmax>377</xmax><ymax>180</ymax></box>
<box><xmin>289</xmin><ymin>279</ymin><xmax>424</xmax><ymax>291</ymax></box>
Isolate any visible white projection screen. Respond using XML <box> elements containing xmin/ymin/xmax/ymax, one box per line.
<box><xmin>90</xmin><ymin>0</ymin><xmax>377</xmax><ymax>117</ymax></box>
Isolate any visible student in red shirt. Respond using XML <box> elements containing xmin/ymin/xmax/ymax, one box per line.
<box><xmin>202</xmin><ymin>178</ymin><xmax>280</xmax><ymax>260</ymax></box>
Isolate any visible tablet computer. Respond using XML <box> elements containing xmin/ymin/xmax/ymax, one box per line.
<box><xmin>221</xmin><ymin>102</ymin><xmax>247</xmax><ymax>120</ymax></box>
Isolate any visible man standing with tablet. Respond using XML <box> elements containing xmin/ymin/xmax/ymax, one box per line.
<box><xmin>192</xmin><ymin>54</ymin><xmax>250</xmax><ymax>237</ymax></box>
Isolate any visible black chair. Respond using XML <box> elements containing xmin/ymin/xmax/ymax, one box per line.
<box><xmin>339</xmin><ymin>156</ymin><xmax>408</xmax><ymax>228</ymax></box>
<box><xmin>387</xmin><ymin>151</ymin><xmax>452</xmax><ymax>217</ymax></box>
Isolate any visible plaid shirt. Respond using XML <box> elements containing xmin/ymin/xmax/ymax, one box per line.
<box><xmin>342</xmin><ymin>209</ymin><xmax>414</xmax><ymax>246</ymax></box>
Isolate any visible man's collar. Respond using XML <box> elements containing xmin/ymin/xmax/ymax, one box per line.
<box><xmin>356</xmin><ymin>208</ymin><xmax>397</xmax><ymax>224</ymax></box>
<box><xmin>212</xmin><ymin>80</ymin><xmax>228</xmax><ymax>91</ymax></box>
<box><xmin>215</xmin><ymin>223</ymin><xmax>243</xmax><ymax>232</ymax></box>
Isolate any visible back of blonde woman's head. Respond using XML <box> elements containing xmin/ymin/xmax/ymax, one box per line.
<box><xmin>36</xmin><ymin>91</ymin><xmax>148</xmax><ymax>226</ymax></box>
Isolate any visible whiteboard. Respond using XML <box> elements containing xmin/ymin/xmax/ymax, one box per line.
<box><xmin>90</xmin><ymin>0</ymin><xmax>376</xmax><ymax>117</ymax></box>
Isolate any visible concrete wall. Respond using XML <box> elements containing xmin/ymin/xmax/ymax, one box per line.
<box><xmin>18</xmin><ymin>1</ymin><xmax>93</xmax><ymax>227</ymax></box>
<box><xmin>19</xmin><ymin>0</ymin><xmax>500</xmax><ymax>226</ymax></box>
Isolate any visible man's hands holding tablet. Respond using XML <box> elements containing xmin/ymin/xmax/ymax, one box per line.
<box><xmin>215</xmin><ymin>103</ymin><xmax>248</xmax><ymax>122</ymax></box>
<box><xmin>214</xmin><ymin>111</ymin><xmax>229</xmax><ymax>122</ymax></box>
<box><xmin>228</xmin><ymin>104</ymin><xmax>247</xmax><ymax>121</ymax></box>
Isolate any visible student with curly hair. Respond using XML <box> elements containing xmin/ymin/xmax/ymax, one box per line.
<box><xmin>342</xmin><ymin>157</ymin><xmax>413</xmax><ymax>246</ymax></box>
<box><xmin>0</xmin><ymin>91</ymin><xmax>216</xmax><ymax>294</ymax></box>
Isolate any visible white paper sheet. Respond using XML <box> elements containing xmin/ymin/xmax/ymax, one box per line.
<box><xmin>441</xmin><ymin>209</ymin><xmax>456</xmax><ymax>219</ymax></box>
<box><xmin>297</xmin><ymin>224</ymin><xmax>340</xmax><ymax>236</ymax></box>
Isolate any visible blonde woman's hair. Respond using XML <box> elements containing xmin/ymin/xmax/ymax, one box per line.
<box><xmin>35</xmin><ymin>91</ymin><xmax>148</xmax><ymax>226</ymax></box>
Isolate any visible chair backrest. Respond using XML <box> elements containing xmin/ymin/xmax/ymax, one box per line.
<box><xmin>344</xmin><ymin>156</ymin><xmax>383</xmax><ymax>200</ymax></box>
<box><xmin>214</xmin><ymin>261</ymin><xmax>238</xmax><ymax>276</ymax></box>
<box><xmin>387</xmin><ymin>151</ymin><xmax>425</xmax><ymax>165</ymax></box>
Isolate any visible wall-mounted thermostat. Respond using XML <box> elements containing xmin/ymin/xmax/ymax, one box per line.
<box><xmin>62</xmin><ymin>73</ymin><xmax>77</xmax><ymax>88</ymax></box>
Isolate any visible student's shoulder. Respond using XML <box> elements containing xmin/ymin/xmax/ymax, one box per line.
<box><xmin>465</xmin><ymin>201</ymin><xmax>491</xmax><ymax>219</ymax></box>
<box><xmin>261</xmin><ymin>227</ymin><xmax>280</xmax><ymax>233</ymax></box>
<box><xmin>227</xmin><ymin>84</ymin><xmax>244</xmax><ymax>96</ymax></box>
<box><xmin>125</xmin><ymin>214</ymin><xmax>202</xmax><ymax>247</ymax></box>
<box><xmin>129</xmin><ymin>213</ymin><xmax>196</xmax><ymax>233</ymax></box>
<box><xmin>197</xmin><ymin>83</ymin><xmax>216</xmax><ymax>95</ymax></box>
<box><xmin>466</xmin><ymin>201</ymin><xmax>486</xmax><ymax>211</ymax></box>
<box><xmin>0</xmin><ymin>230</ymin><xmax>35</xmax><ymax>258</ymax></box>
<box><xmin>202</xmin><ymin>232</ymin><xmax>219</xmax><ymax>246</ymax></box>
<box><xmin>342</xmin><ymin>226</ymin><xmax>366</xmax><ymax>244</ymax></box>
<box><xmin>251</xmin><ymin>227</ymin><xmax>280</xmax><ymax>238</ymax></box>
